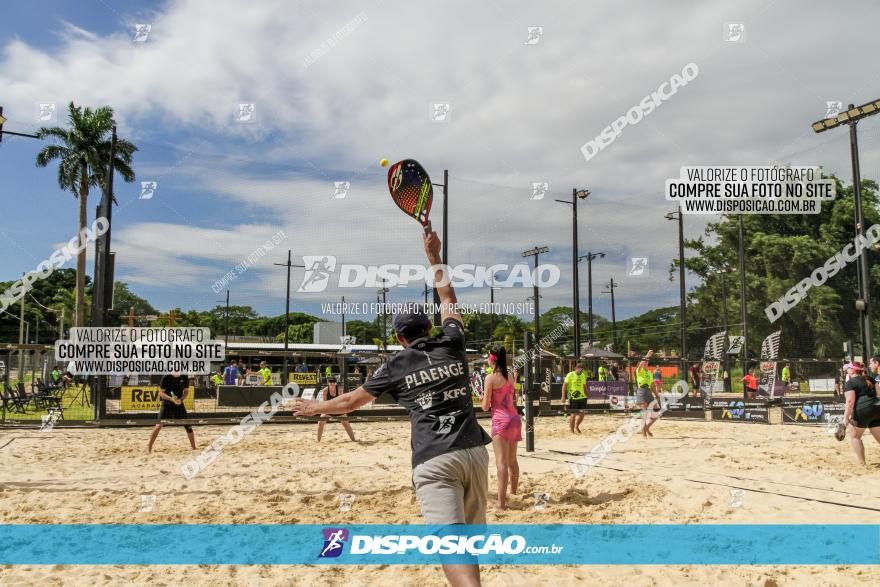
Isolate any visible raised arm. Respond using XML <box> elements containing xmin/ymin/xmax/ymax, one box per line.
<box><xmin>423</xmin><ymin>221</ymin><xmax>461</xmax><ymax>324</ymax></box>
<box><xmin>293</xmin><ymin>386</ymin><xmax>374</xmax><ymax>416</ymax></box>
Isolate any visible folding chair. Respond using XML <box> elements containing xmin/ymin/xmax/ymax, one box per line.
<box><xmin>15</xmin><ymin>382</ymin><xmax>41</xmax><ymax>411</ymax></box>
<box><xmin>2</xmin><ymin>384</ymin><xmax>28</xmax><ymax>413</ymax></box>
<box><xmin>35</xmin><ymin>381</ymin><xmax>63</xmax><ymax>411</ymax></box>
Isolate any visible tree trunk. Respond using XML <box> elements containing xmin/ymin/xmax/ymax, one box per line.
<box><xmin>75</xmin><ymin>169</ymin><xmax>89</xmax><ymax>327</ymax></box>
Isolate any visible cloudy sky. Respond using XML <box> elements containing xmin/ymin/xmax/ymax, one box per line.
<box><xmin>1</xmin><ymin>0</ymin><xmax>878</xmax><ymax>330</ymax></box>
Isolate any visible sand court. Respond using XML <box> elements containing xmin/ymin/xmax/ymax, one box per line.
<box><xmin>1</xmin><ymin>415</ymin><xmax>878</xmax><ymax>585</ymax></box>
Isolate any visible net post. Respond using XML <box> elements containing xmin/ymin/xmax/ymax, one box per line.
<box><xmin>524</xmin><ymin>331</ymin><xmax>535</xmax><ymax>452</ymax></box>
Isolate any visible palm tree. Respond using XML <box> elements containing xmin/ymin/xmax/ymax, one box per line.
<box><xmin>36</xmin><ymin>102</ymin><xmax>136</xmax><ymax>327</ymax></box>
<box><xmin>493</xmin><ymin>314</ymin><xmax>529</xmax><ymax>353</ymax></box>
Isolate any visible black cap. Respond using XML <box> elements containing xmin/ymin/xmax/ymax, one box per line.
<box><xmin>392</xmin><ymin>303</ymin><xmax>431</xmax><ymax>339</ymax></box>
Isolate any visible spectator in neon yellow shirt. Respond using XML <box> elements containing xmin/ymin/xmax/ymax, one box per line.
<box><xmin>258</xmin><ymin>361</ymin><xmax>273</xmax><ymax>385</ymax></box>
<box><xmin>562</xmin><ymin>363</ymin><xmax>588</xmax><ymax>434</ymax></box>
<box><xmin>635</xmin><ymin>350</ymin><xmax>658</xmax><ymax>437</ymax></box>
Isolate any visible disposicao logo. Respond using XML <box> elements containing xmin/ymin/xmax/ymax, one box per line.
<box><xmin>319</xmin><ymin>528</ymin><xmax>349</xmax><ymax>558</ymax></box>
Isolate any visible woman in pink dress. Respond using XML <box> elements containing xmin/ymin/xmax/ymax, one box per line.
<box><xmin>480</xmin><ymin>345</ymin><xmax>521</xmax><ymax>510</ymax></box>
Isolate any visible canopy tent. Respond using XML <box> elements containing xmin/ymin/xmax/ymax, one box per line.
<box><xmin>578</xmin><ymin>346</ymin><xmax>624</xmax><ymax>359</ymax></box>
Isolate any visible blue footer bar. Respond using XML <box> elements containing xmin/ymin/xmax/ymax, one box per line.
<box><xmin>1</xmin><ymin>525</ymin><xmax>877</xmax><ymax>565</ymax></box>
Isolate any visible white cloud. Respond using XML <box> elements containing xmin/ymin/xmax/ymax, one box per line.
<box><xmin>2</xmin><ymin>0</ymin><xmax>878</xmax><ymax>319</ymax></box>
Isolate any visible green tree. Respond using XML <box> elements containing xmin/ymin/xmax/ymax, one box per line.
<box><xmin>35</xmin><ymin>102</ymin><xmax>137</xmax><ymax>328</ymax></box>
<box><xmin>493</xmin><ymin>314</ymin><xmax>529</xmax><ymax>354</ymax></box>
<box><xmin>108</xmin><ymin>283</ymin><xmax>158</xmax><ymax>326</ymax></box>
<box><xmin>680</xmin><ymin>176</ymin><xmax>880</xmax><ymax>358</ymax></box>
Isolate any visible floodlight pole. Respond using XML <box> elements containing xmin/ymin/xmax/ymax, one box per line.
<box><xmin>556</xmin><ymin>189</ymin><xmax>589</xmax><ymax>358</ymax></box>
<box><xmin>811</xmin><ymin>98</ymin><xmax>880</xmax><ymax>357</ymax></box>
<box><xmin>666</xmin><ymin>208</ymin><xmax>687</xmax><ymax>379</ymax></box>
<box><xmin>579</xmin><ymin>252</ymin><xmax>604</xmax><ymax>356</ymax></box>
<box><xmin>522</xmin><ymin>246</ymin><xmax>549</xmax><ymax>346</ymax></box>
<box><xmin>848</xmin><ymin>112</ymin><xmax>873</xmax><ymax>357</ymax></box>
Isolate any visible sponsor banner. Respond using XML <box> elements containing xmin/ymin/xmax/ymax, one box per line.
<box><xmin>586</xmin><ymin>380</ymin><xmax>627</xmax><ymax>399</ymax></box>
<box><xmin>608</xmin><ymin>395</ymin><xmax>637</xmax><ymax>410</ymax></box>
<box><xmin>757</xmin><ymin>360</ymin><xmax>779</xmax><ymax>397</ymax></box>
<box><xmin>710</xmin><ymin>399</ymin><xmax>769</xmax><ymax>423</ymax></box>
<box><xmin>662</xmin><ymin>397</ymin><xmax>707</xmax><ymax>419</ymax></box>
<box><xmin>0</xmin><ymin>524</ymin><xmax>875</xmax><ymax>565</ymax></box>
<box><xmin>700</xmin><ymin>360</ymin><xmax>722</xmax><ymax>396</ymax></box>
<box><xmin>289</xmin><ymin>372</ymin><xmax>319</xmax><ymax>385</ymax></box>
<box><xmin>782</xmin><ymin>398</ymin><xmax>845</xmax><ymax>424</ymax></box>
<box><xmin>120</xmin><ymin>385</ymin><xmax>195</xmax><ymax>412</ymax></box>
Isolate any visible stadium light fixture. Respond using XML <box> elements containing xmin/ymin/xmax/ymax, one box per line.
<box><xmin>811</xmin><ymin>98</ymin><xmax>880</xmax><ymax>133</ymax></box>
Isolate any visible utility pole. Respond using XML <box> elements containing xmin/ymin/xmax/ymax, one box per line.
<box><xmin>378</xmin><ymin>280</ymin><xmax>389</xmax><ymax>354</ymax></box>
<box><xmin>274</xmin><ymin>251</ymin><xmax>303</xmax><ymax>385</ymax></box>
<box><xmin>602</xmin><ymin>278</ymin><xmax>618</xmax><ymax>351</ymax></box>
<box><xmin>215</xmin><ymin>291</ymin><xmax>230</xmax><ymax>350</ymax></box>
<box><xmin>579</xmin><ymin>252</ymin><xmax>605</xmax><ymax>349</ymax></box>
<box><xmin>718</xmin><ymin>267</ymin><xmax>731</xmax><ymax>391</ymax></box>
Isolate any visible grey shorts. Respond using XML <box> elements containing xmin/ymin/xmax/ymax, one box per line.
<box><xmin>635</xmin><ymin>386</ymin><xmax>655</xmax><ymax>405</ymax></box>
<box><xmin>412</xmin><ymin>445</ymin><xmax>489</xmax><ymax>525</ymax></box>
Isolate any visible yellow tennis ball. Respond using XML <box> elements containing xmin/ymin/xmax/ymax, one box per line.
<box><xmin>380</xmin><ymin>158</ymin><xmax>389</xmax><ymax>168</ymax></box>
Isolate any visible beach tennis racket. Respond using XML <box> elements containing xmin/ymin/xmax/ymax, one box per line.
<box><xmin>387</xmin><ymin>159</ymin><xmax>433</xmax><ymax>229</ymax></box>
<box><xmin>470</xmin><ymin>372</ymin><xmax>484</xmax><ymax>399</ymax></box>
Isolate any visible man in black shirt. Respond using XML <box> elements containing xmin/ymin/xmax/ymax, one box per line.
<box><xmin>147</xmin><ymin>371</ymin><xmax>196</xmax><ymax>453</ymax></box>
<box><xmin>293</xmin><ymin>222</ymin><xmax>490</xmax><ymax>587</ymax></box>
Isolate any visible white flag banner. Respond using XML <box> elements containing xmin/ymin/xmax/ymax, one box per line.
<box><xmin>703</xmin><ymin>331</ymin><xmax>727</xmax><ymax>360</ymax></box>
<box><xmin>758</xmin><ymin>331</ymin><xmax>782</xmax><ymax>398</ymax></box>
<box><xmin>700</xmin><ymin>331</ymin><xmax>726</xmax><ymax>398</ymax></box>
